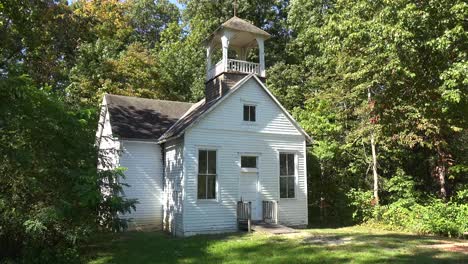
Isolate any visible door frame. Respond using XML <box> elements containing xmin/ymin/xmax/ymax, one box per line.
<box><xmin>238</xmin><ymin>152</ymin><xmax>262</xmax><ymax>220</ymax></box>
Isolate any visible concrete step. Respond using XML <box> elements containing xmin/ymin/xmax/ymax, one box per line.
<box><xmin>251</xmin><ymin>222</ymin><xmax>298</xmax><ymax>235</ymax></box>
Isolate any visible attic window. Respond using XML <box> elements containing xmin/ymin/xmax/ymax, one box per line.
<box><xmin>243</xmin><ymin>105</ymin><xmax>256</xmax><ymax>122</ymax></box>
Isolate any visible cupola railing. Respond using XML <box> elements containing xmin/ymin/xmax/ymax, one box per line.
<box><xmin>207</xmin><ymin>59</ymin><xmax>260</xmax><ymax>80</ymax></box>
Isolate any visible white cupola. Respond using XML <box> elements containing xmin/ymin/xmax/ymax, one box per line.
<box><xmin>205</xmin><ymin>16</ymin><xmax>270</xmax><ymax>80</ymax></box>
<box><xmin>204</xmin><ymin>16</ymin><xmax>270</xmax><ymax>101</ymax></box>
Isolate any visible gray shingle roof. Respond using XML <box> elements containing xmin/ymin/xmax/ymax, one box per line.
<box><xmin>105</xmin><ymin>94</ymin><xmax>193</xmax><ymax>140</ymax></box>
<box><xmin>221</xmin><ymin>16</ymin><xmax>271</xmax><ymax>38</ymax></box>
<box><xmin>205</xmin><ymin>16</ymin><xmax>271</xmax><ymax>44</ymax></box>
<box><xmin>158</xmin><ymin>98</ymin><xmax>217</xmax><ymax>142</ymax></box>
<box><xmin>105</xmin><ymin>74</ymin><xmax>312</xmax><ymax>143</ymax></box>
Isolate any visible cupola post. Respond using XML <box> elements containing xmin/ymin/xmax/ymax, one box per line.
<box><xmin>206</xmin><ymin>44</ymin><xmax>212</xmax><ymax>79</ymax></box>
<box><xmin>256</xmin><ymin>37</ymin><xmax>265</xmax><ymax>77</ymax></box>
<box><xmin>220</xmin><ymin>31</ymin><xmax>233</xmax><ymax>72</ymax></box>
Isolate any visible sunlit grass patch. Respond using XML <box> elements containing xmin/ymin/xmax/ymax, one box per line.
<box><xmin>86</xmin><ymin>226</ymin><xmax>467</xmax><ymax>264</ymax></box>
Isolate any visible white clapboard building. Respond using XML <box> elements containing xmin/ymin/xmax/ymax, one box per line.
<box><xmin>96</xmin><ymin>16</ymin><xmax>311</xmax><ymax>236</ymax></box>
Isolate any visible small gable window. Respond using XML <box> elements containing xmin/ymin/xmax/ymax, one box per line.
<box><xmin>243</xmin><ymin>105</ymin><xmax>256</xmax><ymax>122</ymax></box>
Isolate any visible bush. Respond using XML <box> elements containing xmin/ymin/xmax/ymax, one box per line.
<box><xmin>347</xmin><ymin>172</ymin><xmax>468</xmax><ymax>237</ymax></box>
<box><xmin>360</xmin><ymin>195</ymin><xmax>468</xmax><ymax>237</ymax></box>
<box><xmin>376</xmin><ymin>197</ymin><xmax>468</xmax><ymax>237</ymax></box>
<box><xmin>0</xmin><ymin>77</ymin><xmax>136</xmax><ymax>263</ymax></box>
<box><xmin>346</xmin><ymin>188</ymin><xmax>375</xmax><ymax>223</ymax></box>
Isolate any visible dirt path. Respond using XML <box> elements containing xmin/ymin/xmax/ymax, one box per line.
<box><xmin>420</xmin><ymin>241</ymin><xmax>468</xmax><ymax>254</ymax></box>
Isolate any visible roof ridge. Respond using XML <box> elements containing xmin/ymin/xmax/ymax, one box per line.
<box><xmin>158</xmin><ymin>98</ymin><xmax>206</xmax><ymax>141</ymax></box>
<box><xmin>158</xmin><ymin>74</ymin><xmax>254</xmax><ymax>143</ymax></box>
<box><xmin>105</xmin><ymin>94</ymin><xmax>193</xmax><ymax>105</ymax></box>
<box><xmin>221</xmin><ymin>16</ymin><xmax>270</xmax><ymax>37</ymax></box>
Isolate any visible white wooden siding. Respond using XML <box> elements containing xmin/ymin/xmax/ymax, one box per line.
<box><xmin>183</xmin><ymin>78</ymin><xmax>307</xmax><ymax>235</ymax></box>
<box><xmin>96</xmin><ymin>98</ymin><xmax>120</xmax><ymax>171</ymax></box>
<box><xmin>163</xmin><ymin>137</ymin><xmax>184</xmax><ymax>236</ymax></box>
<box><xmin>119</xmin><ymin>140</ymin><xmax>164</xmax><ymax>229</ymax></box>
<box><xmin>196</xmin><ymin>79</ymin><xmax>301</xmax><ymax>136</ymax></box>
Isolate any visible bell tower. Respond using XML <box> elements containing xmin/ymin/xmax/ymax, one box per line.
<box><xmin>204</xmin><ymin>16</ymin><xmax>270</xmax><ymax>102</ymax></box>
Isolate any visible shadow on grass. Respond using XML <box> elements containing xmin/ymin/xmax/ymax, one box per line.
<box><xmin>85</xmin><ymin>229</ymin><xmax>468</xmax><ymax>264</ymax></box>
<box><xmin>85</xmin><ymin>231</ymin><xmax>247</xmax><ymax>264</ymax></box>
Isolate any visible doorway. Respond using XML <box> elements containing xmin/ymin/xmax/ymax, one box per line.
<box><xmin>239</xmin><ymin>155</ymin><xmax>261</xmax><ymax>221</ymax></box>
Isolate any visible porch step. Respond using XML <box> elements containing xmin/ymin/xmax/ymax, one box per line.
<box><xmin>251</xmin><ymin>222</ymin><xmax>298</xmax><ymax>235</ymax></box>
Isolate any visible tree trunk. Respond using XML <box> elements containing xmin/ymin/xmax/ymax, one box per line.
<box><xmin>370</xmin><ymin>133</ymin><xmax>379</xmax><ymax>204</ymax></box>
<box><xmin>368</xmin><ymin>88</ymin><xmax>379</xmax><ymax>204</ymax></box>
<box><xmin>434</xmin><ymin>147</ymin><xmax>448</xmax><ymax>200</ymax></box>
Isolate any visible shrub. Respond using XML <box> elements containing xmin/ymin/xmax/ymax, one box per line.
<box><xmin>346</xmin><ymin>188</ymin><xmax>375</xmax><ymax>223</ymax></box>
<box><xmin>348</xmin><ymin>172</ymin><xmax>468</xmax><ymax>237</ymax></box>
<box><xmin>368</xmin><ymin>194</ymin><xmax>468</xmax><ymax>237</ymax></box>
<box><xmin>0</xmin><ymin>77</ymin><xmax>136</xmax><ymax>263</ymax></box>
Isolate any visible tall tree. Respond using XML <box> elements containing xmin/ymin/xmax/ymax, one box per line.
<box><xmin>286</xmin><ymin>0</ymin><xmax>467</xmax><ymax>200</ymax></box>
<box><xmin>129</xmin><ymin>0</ymin><xmax>180</xmax><ymax>48</ymax></box>
<box><xmin>0</xmin><ymin>0</ymin><xmax>90</xmax><ymax>92</ymax></box>
<box><xmin>0</xmin><ymin>75</ymin><xmax>136</xmax><ymax>262</ymax></box>
<box><xmin>67</xmin><ymin>0</ymin><xmax>181</xmax><ymax>105</ymax></box>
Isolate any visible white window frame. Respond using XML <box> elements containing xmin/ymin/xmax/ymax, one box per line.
<box><xmin>240</xmin><ymin>153</ymin><xmax>259</xmax><ymax>173</ymax></box>
<box><xmin>278</xmin><ymin>151</ymin><xmax>297</xmax><ymax>199</ymax></box>
<box><xmin>196</xmin><ymin>148</ymin><xmax>218</xmax><ymax>201</ymax></box>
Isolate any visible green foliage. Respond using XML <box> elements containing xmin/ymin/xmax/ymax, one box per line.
<box><xmin>0</xmin><ymin>0</ymin><xmax>92</xmax><ymax>90</ymax></box>
<box><xmin>68</xmin><ymin>0</ymin><xmax>178</xmax><ymax>105</ymax></box>
<box><xmin>128</xmin><ymin>0</ymin><xmax>180</xmax><ymax>48</ymax></box>
<box><xmin>346</xmin><ymin>189</ymin><xmax>375</xmax><ymax>223</ymax></box>
<box><xmin>385</xmin><ymin>169</ymin><xmax>418</xmax><ymax>202</ymax></box>
<box><xmin>374</xmin><ymin>196</ymin><xmax>468</xmax><ymax>237</ymax></box>
<box><xmin>306</xmin><ymin>152</ymin><xmax>355</xmax><ymax>227</ymax></box>
<box><xmin>267</xmin><ymin>63</ymin><xmax>308</xmax><ymax>110</ymax></box>
<box><xmin>283</xmin><ymin>0</ymin><xmax>468</xmax><ymax>225</ymax></box>
<box><xmin>0</xmin><ymin>76</ymin><xmax>136</xmax><ymax>262</ymax></box>
<box><xmin>1</xmin><ymin>1</ymin><xmax>467</xmax><ymax>262</ymax></box>
<box><xmin>68</xmin><ymin>41</ymin><xmax>164</xmax><ymax>103</ymax></box>
<box><xmin>349</xmin><ymin>174</ymin><xmax>467</xmax><ymax>237</ymax></box>
<box><xmin>156</xmin><ymin>21</ymin><xmax>206</xmax><ymax>102</ymax></box>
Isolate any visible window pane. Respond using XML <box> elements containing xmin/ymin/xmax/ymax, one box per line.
<box><xmin>280</xmin><ymin>153</ymin><xmax>287</xmax><ymax>176</ymax></box>
<box><xmin>197</xmin><ymin>175</ymin><xmax>206</xmax><ymax>199</ymax></box>
<box><xmin>243</xmin><ymin>105</ymin><xmax>249</xmax><ymax>121</ymax></box>
<box><xmin>287</xmin><ymin>176</ymin><xmax>295</xmax><ymax>198</ymax></box>
<box><xmin>198</xmin><ymin>150</ymin><xmax>207</xmax><ymax>174</ymax></box>
<box><xmin>207</xmin><ymin>175</ymin><xmax>216</xmax><ymax>199</ymax></box>
<box><xmin>287</xmin><ymin>154</ymin><xmax>295</xmax><ymax>175</ymax></box>
<box><xmin>208</xmin><ymin>151</ymin><xmax>216</xmax><ymax>174</ymax></box>
<box><xmin>241</xmin><ymin>156</ymin><xmax>257</xmax><ymax>168</ymax></box>
<box><xmin>250</xmin><ymin>106</ymin><xmax>256</xmax><ymax>121</ymax></box>
<box><xmin>280</xmin><ymin>177</ymin><xmax>287</xmax><ymax>198</ymax></box>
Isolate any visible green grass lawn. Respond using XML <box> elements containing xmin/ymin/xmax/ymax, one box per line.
<box><xmin>86</xmin><ymin>226</ymin><xmax>467</xmax><ymax>264</ymax></box>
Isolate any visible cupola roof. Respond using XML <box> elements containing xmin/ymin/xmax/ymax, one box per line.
<box><xmin>205</xmin><ymin>16</ymin><xmax>270</xmax><ymax>47</ymax></box>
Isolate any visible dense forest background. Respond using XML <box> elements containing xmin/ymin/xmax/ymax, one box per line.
<box><xmin>1</xmin><ymin>0</ymin><xmax>467</xmax><ymax>262</ymax></box>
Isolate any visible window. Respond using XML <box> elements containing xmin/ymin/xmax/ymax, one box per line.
<box><xmin>198</xmin><ymin>150</ymin><xmax>216</xmax><ymax>199</ymax></box>
<box><xmin>243</xmin><ymin>105</ymin><xmax>256</xmax><ymax>122</ymax></box>
<box><xmin>241</xmin><ymin>156</ymin><xmax>257</xmax><ymax>168</ymax></box>
<box><xmin>279</xmin><ymin>153</ymin><xmax>295</xmax><ymax>198</ymax></box>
